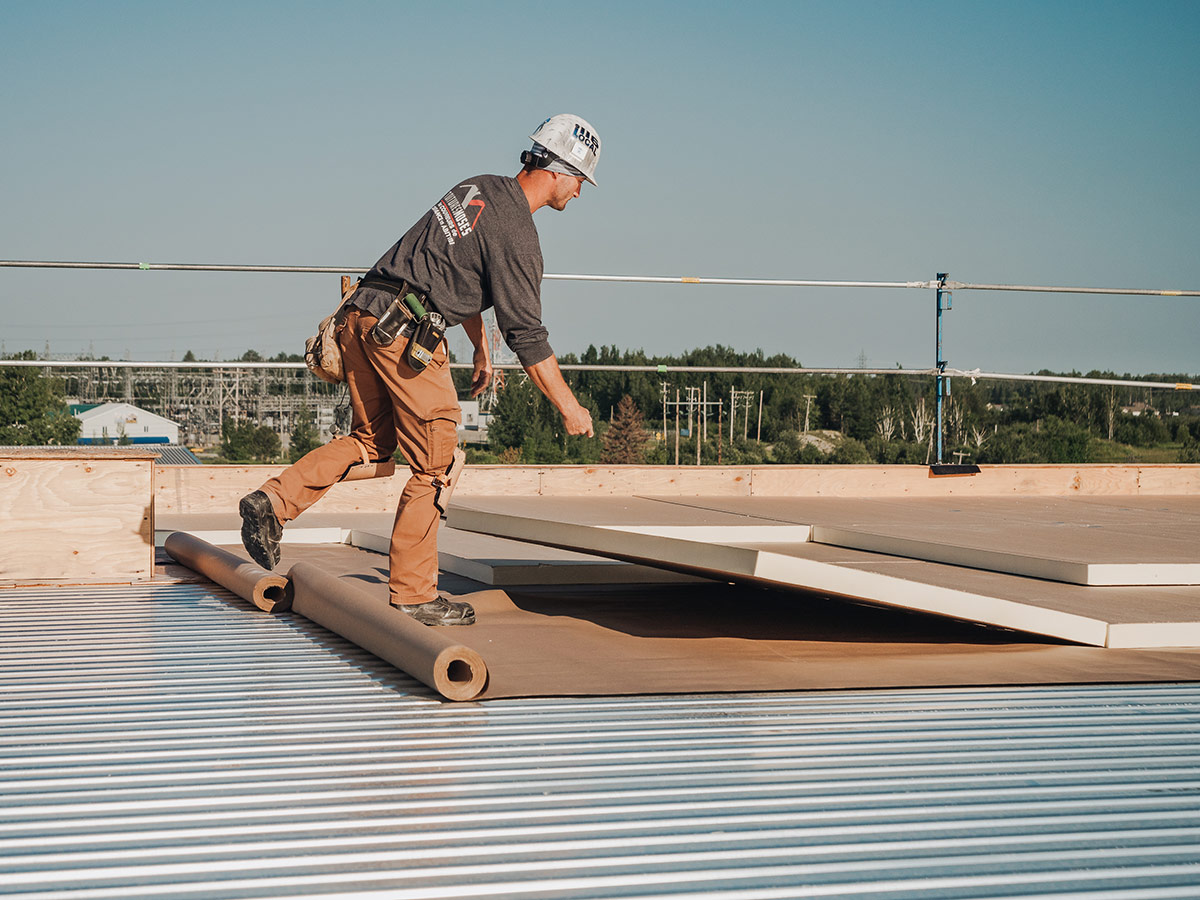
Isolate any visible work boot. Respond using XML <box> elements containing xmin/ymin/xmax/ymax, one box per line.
<box><xmin>392</xmin><ymin>595</ymin><xmax>476</xmax><ymax>626</ymax></box>
<box><xmin>239</xmin><ymin>490</ymin><xmax>282</xmax><ymax>570</ymax></box>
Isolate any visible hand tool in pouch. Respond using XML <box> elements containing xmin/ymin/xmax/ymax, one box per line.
<box><xmin>371</xmin><ymin>291</ymin><xmax>445</xmax><ymax>373</ymax></box>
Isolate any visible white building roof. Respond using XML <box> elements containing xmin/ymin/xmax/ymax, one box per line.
<box><xmin>74</xmin><ymin>402</ymin><xmax>179</xmax><ymax>430</ymax></box>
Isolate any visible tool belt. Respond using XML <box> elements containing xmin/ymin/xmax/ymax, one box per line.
<box><xmin>359</xmin><ymin>279</ymin><xmax>446</xmax><ymax>373</ymax></box>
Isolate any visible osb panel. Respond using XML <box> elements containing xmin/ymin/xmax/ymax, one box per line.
<box><xmin>0</xmin><ymin>458</ymin><xmax>154</xmax><ymax>583</ymax></box>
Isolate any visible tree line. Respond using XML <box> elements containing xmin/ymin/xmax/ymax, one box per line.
<box><xmin>4</xmin><ymin>345</ymin><xmax>1198</xmax><ymax>465</ymax></box>
<box><xmin>472</xmin><ymin>344</ymin><xmax>1200</xmax><ymax>466</ymax></box>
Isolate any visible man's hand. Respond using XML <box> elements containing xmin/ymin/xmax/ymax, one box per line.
<box><xmin>561</xmin><ymin>401</ymin><xmax>594</xmax><ymax>437</ymax></box>
<box><xmin>525</xmin><ymin>354</ymin><xmax>595</xmax><ymax>438</ymax></box>
<box><xmin>469</xmin><ymin>345</ymin><xmax>492</xmax><ymax>397</ymax></box>
<box><xmin>462</xmin><ymin>313</ymin><xmax>492</xmax><ymax>397</ymax></box>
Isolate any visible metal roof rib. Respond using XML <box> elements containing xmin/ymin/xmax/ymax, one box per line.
<box><xmin>3</xmin><ymin>583</ymin><xmax>1200</xmax><ymax>898</ymax></box>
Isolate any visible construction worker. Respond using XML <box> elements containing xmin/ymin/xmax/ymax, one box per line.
<box><xmin>239</xmin><ymin>114</ymin><xmax>599</xmax><ymax>625</ymax></box>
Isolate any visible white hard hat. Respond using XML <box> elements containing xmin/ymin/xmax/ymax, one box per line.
<box><xmin>526</xmin><ymin>114</ymin><xmax>601</xmax><ymax>186</ymax></box>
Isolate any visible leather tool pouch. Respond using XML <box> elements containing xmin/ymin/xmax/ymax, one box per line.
<box><xmin>405</xmin><ymin>313</ymin><xmax>445</xmax><ymax>373</ymax></box>
<box><xmin>369</xmin><ymin>294</ymin><xmax>413</xmax><ymax>347</ymax></box>
<box><xmin>304</xmin><ymin>282</ymin><xmax>355</xmax><ymax>384</ymax></box>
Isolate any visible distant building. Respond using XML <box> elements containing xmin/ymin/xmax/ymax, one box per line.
<box><xmin>1121</xmin><ymin>402</ymin><xmax>1157</xmax><ymax>418</ymax></box>
<box><xmin>458</xmin><ymin>400</ymin><xmax>491</xmax><ymax>444</ymax></box>
<box><xmin>74</xmin><ymin>402</ymin><xmax>180</xmax><ymax>445</ymax></box>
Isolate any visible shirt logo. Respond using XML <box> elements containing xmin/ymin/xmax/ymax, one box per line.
<box><xmin>432</xmin><ymin>184</ymin><xmax>487</xmax><ymax>246</ymax></box>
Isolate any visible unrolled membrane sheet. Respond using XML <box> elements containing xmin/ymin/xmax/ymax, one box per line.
<box><xmin>168</xmin><ymin>538</ymin><xmax>1200</xmax><ymax>700</ymax></box>
<box><xmin>284</xmin><ymin>549</ymin><xmax>1200</xmax><ymax>698</ymax></box>
<box><xmin>163</xmin><ymin>532</ymin><xmax>290</xmax><ymax>612</ymax></box>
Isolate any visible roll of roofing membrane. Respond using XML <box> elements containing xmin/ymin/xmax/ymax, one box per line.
<box><xmin>164</xmin><ymin>531</ymin><xmax>291</xmax><ymax>612</ymax></box>
<box><xmin>288</xmin><ymin>561</ymin><xmax>488</xmax><ymax>701</ymax></box>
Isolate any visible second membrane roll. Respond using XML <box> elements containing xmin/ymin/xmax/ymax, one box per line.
<box><xmin>164</xmin><ymin>532</ymin><xmax>291</xmax><ymax>612</ymax></box>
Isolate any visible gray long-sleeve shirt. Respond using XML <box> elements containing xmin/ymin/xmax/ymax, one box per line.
<box><xmin>352</xmin><ymin>174</ymin><xmax>553</xmax><ymax>367</ymax></box>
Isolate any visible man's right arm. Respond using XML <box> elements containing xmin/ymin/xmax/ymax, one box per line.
<box><xmin>525</xmin><ymin>355</ymin><xmax>594</xmax><ymax>437</ymax></box>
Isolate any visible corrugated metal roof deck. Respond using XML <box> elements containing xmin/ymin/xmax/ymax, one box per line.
<box><xmin>3</xmin><ymin>582</ymin><xmax>1200</xmax><ymax>899</ymax></box>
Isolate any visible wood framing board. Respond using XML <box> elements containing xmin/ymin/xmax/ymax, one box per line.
<box><xmin>642</xmin><ymin>495</ymin><xmax>1200</xmax><ymax>586</ymax></box>
<box><xmin>748</xmin><ymin>464</ymin><xmax>1200</xmax><ymax>497</ymax></box>
<box><xmin>447</xmin><ymin>496</ymin><xmax>1200</xmax><ymax>648</ymax></box>
<box><xmin>1</xmin><ymin>454</ymin><xmax>155</xmax><ymax>584</ymax></box>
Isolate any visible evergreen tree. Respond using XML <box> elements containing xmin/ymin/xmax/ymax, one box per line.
<box><xmin>1178</xmin><ymin>424</ymin><xmax>1200</xmax><ymax>463</ymax></box>
<box><xmin>248</xmin><ymin>426</ymin><xmax>282</xmax><ymax>462</ymax></box>
<box><xmin>220</xmin><ymin>420</ymin><xmax>256</xmax><ymax>460</ymax></box>
<box><xmin>289</xmin><ymin>406</ymin><xmax>321</xmax><ymax>462</ymax></box>
<box><xmin>601</xmin><ymin>395</ymin><xmax>650</xmax><ymax>464</ymax></box>
<box><xmin>0</xmin><ymin>352</ymin><xmax>81</xmax><ymax>445</ymax></box>
<box><xmin>220</xmin><ymin>420</ymin><xmax>281</xmax><ymax>462</ymax></box>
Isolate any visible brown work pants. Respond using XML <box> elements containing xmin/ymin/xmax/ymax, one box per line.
<box><xmin>259</xmin><ymin>308</ymin><xmax>461</xmax><ymax>604</ymax></box>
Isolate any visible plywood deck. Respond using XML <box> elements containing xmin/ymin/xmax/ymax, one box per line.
<box><xmin>448</xmin><ymin>496</ymin><xmax>1200</xmax><ymax>649</ymax></box>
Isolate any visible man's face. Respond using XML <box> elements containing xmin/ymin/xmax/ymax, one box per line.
<box><xmin>548</xmin><ymin>173</ymin><xmax>584</xmax><ymax>211</ymax></box>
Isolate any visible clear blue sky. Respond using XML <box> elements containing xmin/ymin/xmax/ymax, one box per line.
<box><xmin>2</xmin><ymin>0</ymin><xmax>1197</xmax><ymax>375</ymax></box>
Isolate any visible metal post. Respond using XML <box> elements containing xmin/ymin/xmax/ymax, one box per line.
<box><xmin>660</xmin><ymin>382</ymin><xmax>668</xmax><ymax>443</ymax></box>
<box><xmin>674</xmin><ymin>389</ymin><xmax>680</xmax><ymax>466</ymax></box>
<box><xmin>935</xmin><ymin>272</ymin><xmax>950</xmax><ymax>465</ymax></box>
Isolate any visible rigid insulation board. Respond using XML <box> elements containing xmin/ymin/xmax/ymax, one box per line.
<box><xmin>184</xmin><ymin>540</ymin><xmax>1200</xmax><ymax>699</ymax></box>
<box><xmin>158</xmin><ymin>512</ymin><xmax>696</xmax><ymax>586</ymax></box>
<box><xmin>430</xmin><ymin>527</ymin><xmax>708</xmax><ymax>586</ymax></box>
<box><xmin>447</xmin><ymin>496</ymin><xmax>1200</xmax><ymax>649</ymax></box>
<box><xmin>643</xmin><ymin>495</ymin><xmax>1200</xmax><ymax>586</ymax></box>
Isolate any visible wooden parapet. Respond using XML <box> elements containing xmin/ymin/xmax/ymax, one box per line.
<box><xmin>152</xmin><ymin>463</ymin><xmax>1200</xmax><ymax>515</ymax></box>
<box><xmin>1</xmin><ymin>448</ymin><xmax>158</xmax><ymax>585</ymax></box>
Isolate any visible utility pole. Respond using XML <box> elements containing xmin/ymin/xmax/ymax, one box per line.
<box><xmin>730</xmin><ymin>389</ymin><xmax>755</xmax><ymax>441</ymax></box>
<box><xmin>685</xmin><ymin>386</ymin><xmax>702</xmax><ymax>464</ymax></box>
<box><xmin>803</xmin><ymin>394</ymin><xmax>816</xmax><ymax>434</ymax></box>
<box><xmin>660</xmin><ymin>381</ymin><xmax>669</xmax><ymax>442</ymax></box>
<box><xmin>756</xmin><ymin>390</ymin><xmax>763</xmax><ymax>443</ymax></box>
<box><xmin>674</xmin><ymin>389</ymin><xmax>680</xmax><ymax>466</ymax></box>
<box><xmin>717</xmin><ymin>400</ymin><xmax>723</xmax><ymax>465</ymax></box>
